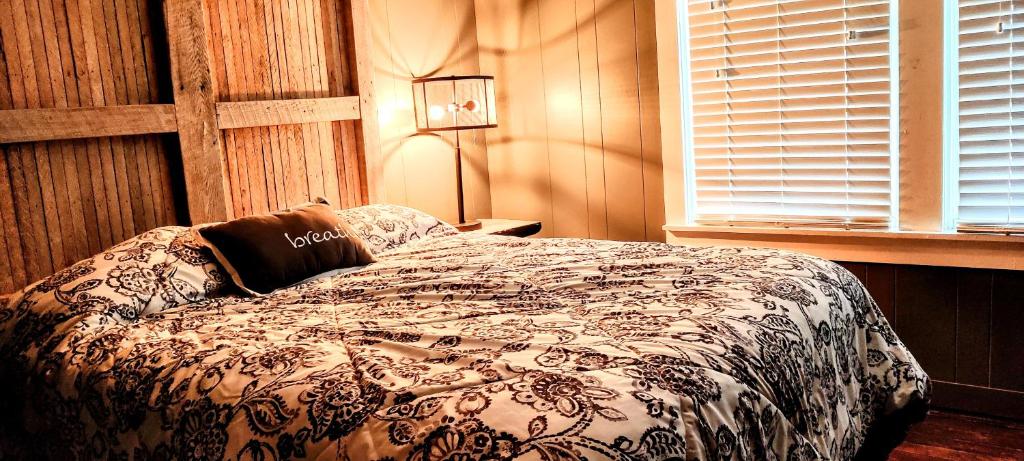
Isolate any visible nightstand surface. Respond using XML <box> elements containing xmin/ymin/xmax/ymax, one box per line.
<box><xmin>463</xmin><ymin>219</ymin><xmax>542</xmax><ymax>237</ymax></box>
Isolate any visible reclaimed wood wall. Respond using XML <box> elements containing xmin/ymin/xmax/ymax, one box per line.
<box><xmin>205</xmin><ymin>0</ymin><xmax>366</xmax><ymax>216</ymax></box>
<box><xmin>0</xmin><ymin>0</ymin><xmax>179</xmax><ymax>292</ymax></box>
<box><xmin>475</xmin><ymin>0</ymin><xmax>664</xmax><ymax>241</ymax></box>
<box><xmin>0</xmin><ymin>0</ymin><xmax>380</xmax><ymax>294</ymax></box>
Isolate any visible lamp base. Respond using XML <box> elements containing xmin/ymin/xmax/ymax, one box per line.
<box><xmin>454</xmin><ymin>220</ymin><xmax>482</xmax><ymax>232</ymax></box>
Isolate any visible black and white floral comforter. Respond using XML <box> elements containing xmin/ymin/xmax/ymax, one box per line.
<box><xmin>0</xmin><ymin>206</ymin><xmax>929</xmax><ymax>460</ymax></box>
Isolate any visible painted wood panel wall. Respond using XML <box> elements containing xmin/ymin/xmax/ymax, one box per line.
<box><xmin>369</xmin><ymin>0</ymin><xmax>491</xmax><ymax>225</ymax></box>
<box><xmin>837</xmin><ymin>261</ymin><xmax>1024</xmax><ymax>419</ymax></box>
<box><xmin>0</xmin><ymin>0</ymin><xmax>181</xmax><ymax>293</ymax></box>
<box><xmin>204</xmin><ymin>0</ymin><xmax>366</xmax><ymax>216</ymax></box>
<box><xmin>474</xmin><ymin>0</ymin><xmax>663</xmax><ymax>241</ymax></box>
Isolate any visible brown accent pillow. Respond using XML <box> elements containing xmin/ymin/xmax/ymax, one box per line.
<box><xmin>194</xmin><ymin>203</ymin><xmax>375</xmax><ymax>295</ymax></box>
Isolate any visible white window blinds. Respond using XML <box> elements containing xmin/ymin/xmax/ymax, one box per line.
<box><xmin>954</xmin><ymin>0</ymin><xmax>1024</xmax><ymax>232</ymax></box>
<box><xmin>681</xmin><ymin>0</ymin><xmax>898</xmax><ymax>229</ymax></box>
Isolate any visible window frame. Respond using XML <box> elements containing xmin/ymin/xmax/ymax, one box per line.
<box><xmin>942</xmin><ymin>0</ymin><xmax>1024</xmax><ymax>233</ymax></box>
<box><xmin>677</xmin><ymin>0</ymin><xmax>903</xmax><ymax>231</ymax></box>
<box><xmin>654</xmin><ymin>0</ymin><xmax>1024</xmax><ymax>269</ymax></box>
<box><xmin>942</xmin><ymin>0</ymin><xmax>960</xmax><ymax>233</ymax></box>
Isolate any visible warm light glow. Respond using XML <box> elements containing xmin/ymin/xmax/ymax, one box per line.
<box><xmin>411</xmin><ymin>75</ymin><xmax>497</xmax><ymax>132</ymax></box>
<box><xmin>441</xmin><ymin>100</ymin><xmax>481</xmax><ymax>114</ymax></box>
<box><xmin>378</xmin><ymin>100</ymin><xmax>397</xmax><ymax>126</ymax></box>
<box><xmin>428</xmin><ymin>105</ymin><xmax>447</xmax><ymax>121</ymax></box>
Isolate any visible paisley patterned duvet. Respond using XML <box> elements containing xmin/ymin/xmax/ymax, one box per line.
<box><xmin>0</xmin><ymin>227</ymin><xmax>929</xmax><ymax>460</ymax></box>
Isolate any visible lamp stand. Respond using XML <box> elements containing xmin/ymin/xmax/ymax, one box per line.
<box><xmin>453</xmin><ymin>131</ymin><xmax>481</xmax><ymax>231</ymax></box>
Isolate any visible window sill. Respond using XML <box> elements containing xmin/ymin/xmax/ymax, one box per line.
<box><xmin>663</xmin><ymin>224</ymin><xmax>1024</xmax><ymax>270</ymax></box>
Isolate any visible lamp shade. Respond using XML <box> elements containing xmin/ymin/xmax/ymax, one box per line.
<box><xmin>412</xmin><ymin>75</ymin><xmax>497</xmax><ymax>132</ymax></box>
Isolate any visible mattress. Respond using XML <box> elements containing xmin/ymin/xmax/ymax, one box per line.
<box><xmin>0</xmin><ymin>208</ymin><xmax>930</xmax><ymax>460</ymax></box>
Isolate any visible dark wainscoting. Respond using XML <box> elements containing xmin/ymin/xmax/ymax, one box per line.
<box><xmin>836</xmin><ymin>262</ymin><xmax>1024</xmax><ymax>420</ymax></box>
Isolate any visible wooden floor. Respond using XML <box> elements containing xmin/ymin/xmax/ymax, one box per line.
<box><xmin>890</xmin><ymin>411</ymin><xmax>1024</xmax><ymax>460</ymax></box>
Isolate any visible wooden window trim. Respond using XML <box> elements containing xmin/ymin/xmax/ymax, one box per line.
<box><xmin>655</xmin><ymin>1</ymin><xmax>950</xmax><ymax>238</ymax></box>
<box><xmin>665</xmin><ymin>224</ymin><xmax>1024</xmax><ymax>270</ymax></box>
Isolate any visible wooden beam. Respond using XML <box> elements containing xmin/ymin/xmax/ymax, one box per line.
<box><xmin>164</xmin><ymin>0</ymin><xmax>231</xmax><ymax>224</ymax></box>
<box><xmin>0</xmin><ymin>105</ymin><xmax>178</xmax><ymax>144</ymax></box>
<box><xmin>347</xmin><ymin>0</ymin><xmax>384</xmax><ymax>203</ymax></box>
<box><xmin>215</xmin><ymin>96</ymin><xmax>360</xmax><ymax>129</ymax></box>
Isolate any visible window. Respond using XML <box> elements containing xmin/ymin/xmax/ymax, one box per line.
<box><xmin>949</xmin><ymin>0</ymin><xmax>1024</xmax><ymax>232</ymax></box>
<box><xmin>679</xmin><ymin>0</ymin><xmax>899</xmax><ymax>229</ymax></box>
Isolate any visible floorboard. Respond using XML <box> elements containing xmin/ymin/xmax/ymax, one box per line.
<box><xmin>890</xmin><ymin>411</ymin><xmax>1024</xmax><ymax>460</ymax></box>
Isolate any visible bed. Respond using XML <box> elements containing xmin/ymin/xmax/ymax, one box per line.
<box><xmin>0</xmin><ymin>205</ymin><xmax>930</xmax><ymax>460</ymax></box>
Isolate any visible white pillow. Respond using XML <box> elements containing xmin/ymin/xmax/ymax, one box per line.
<box><xmin>335</xmin><ymin>204</ymin><xmax>458</xmax><ymax>254</ymax></box>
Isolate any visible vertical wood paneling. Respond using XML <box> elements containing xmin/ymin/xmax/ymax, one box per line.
<box><xmin>0</xmin><ymin>153</ymin><xmax>23</xmax><ymax>293</ymax></box>
<box><xmin>282</xmin><ymin>1</ymin><xmax>310</xmax><ymax>207</ymax></box>
<box><xmin>991</xmin><ymin>271</ymin><xmax>1024</xmax><ymax>391</ymax></box>
<box><xmin>895</xmin><ymin>266</ymin><xmax>957</xmax><ymax>381</ymax></box>
<box><xmin>290</xmin><ymin>0</ymin><xmax>321</xmax><ymax>203</ymax></box>
<box><xmin>15</xmin><ymin>0</ymin><xmax>66</xmax><ymax>269</ymax></box>
<box><xmin>263</xmin><ymin>0</ymin><xmax>288</xmax><ymax>210</ymax></box>
<box><xmin>87</xmin><ymin>0</ymin><xmax>129</xmax><ymax>244</ymax></box>
<box><xmin>310</xmin><ymin>1</ymin><xmax>339</xmax><ymax>209</ymax></box>
<box><xmin>204</xmin><ymin>0</ymin><xmax>362</xmax><ymax>216</ymax></box>
<box><xmin>475</xmin><ymin>0</ymin><xmax>662</xmax><ymax>241</ymax></box>
<box><xmin>133</xmin><ymin>0</ymin><xmax>171</xmax><ymax>229</ymax></box>
<box><xmin>238</xmin><ymin>0</ymin><xmax>270</xmax><ymax>215</ymax></box>
<box><xmin>1</xmin><ymin>8</ymin><xmax>50</xmax><ymax>287</ymax></box>
<box><xmin>40</xmin><ymin>0</ymin><xmax>86</xmax><ymax>265</ymax></box>
<box><xmin>864</xmin><ymin>264</ymin><xmax>896</xmax><ymax>324</ymax></box>
<box><xmin>575</xmin><ymin>0</ymin><xmax>608</xmax><ymax>239</ymax></box>
<box><xmin>838</xmin><ymin>261</ymin><xmax>866</xmax><ymax>282</ymax></box>
<box><xmin>841</xmin><ymin>260</ymin><xmax>1024</xmax><ymax>417</ymax></box>
<box><xmin>476</xmin><ymin>0</ymin><xmax>552</xmax><ymax>233</ymax></box>
<box><xmin>956</xmin><ymin>270</ymin><xmax>992</xmax><ymax>386</ymax></box>
<box><xmin>343</xmin><ymin>0</ymin><xmax>380</xmax><ymax>204</ymax></box>
<box><xmin>367</xmin><ymin>0</ymin><xmax>406</xmax><ymax>207</ymax></box>
<box><xmin>100</xmin><ymin>0</ymin><xmax>138</xmax><ymax>237</ymax></box>
<box><xmin>74</xmin><ymin>0</ymin><xmax>118</xmax><ymax>249</ymax></box>
<box><xmin>633</xmin><ymin>0</ymin><xmax>664</xmax><ymax>242</ymax></box>
<box><xmin>324</xmin><ymin>0</ymin><xmax>363</xmax><ymax>209</ymax></box>
<box><xmin>593</xmin><ymin>0</ymin><xmax>645</xmax><ymax>241</ymax></box>
<box><xmin>538</xmin><ymin>0</ymin><xmax>588</xmax><ymax>238</ymax></box>
<box><xmin>1</xmin><ymin>0</ymin><xmax>179</xmax><ymax>291</ymax></box>
<box><xmin>166</xmin><ymin>0</ymin><xmax>231</xmax><ymax>224</ymax></box>
<box><xmin>62</xmin><ymin>0</ymin><xmax>102</xmax><ymax>256</ymax></box>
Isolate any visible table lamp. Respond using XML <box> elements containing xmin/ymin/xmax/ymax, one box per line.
<box><xmin>411</xmin><ymin>75</ymin><xmax>497</xmax><ymax>231</ymax></box>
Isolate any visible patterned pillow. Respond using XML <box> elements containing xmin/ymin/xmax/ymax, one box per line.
<box><xmin>3</xmin><ymin>227</ymin><xmax>227</xmax><ymax>326</ymax></box>
<box><xmin>335</xmin><ymin>204</ymin><xmax>458</xmax><ymax>254</ymax></box>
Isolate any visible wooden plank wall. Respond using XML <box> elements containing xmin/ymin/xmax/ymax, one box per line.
<box><xmin>0</xmin><ymin>0</ymin><xmax>180</xmax><ymax>293</ymax></box>
<box><xmin>474</xmin><ymin>0</ymin><xmax>664</xmax><ymax>241</ymax></box>
<box><xmin>838</xmin><ymin>261</ymin><xmax>1024</xmax><ymax>420</ymax></box>
<box><xmin>0</xmin><ymin>0</ymin><xmax>378</xmax><ymax>294</ymax></box>
<box><xmin>204</xmin><ymin>0</ymin><xmax>366</xmax><ymax>216</ymax></box>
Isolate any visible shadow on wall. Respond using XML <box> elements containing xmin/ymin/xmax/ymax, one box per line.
<box><xmin>473</xmin><ymin>0</ymin><xmax>664</xmax><ymax>242</ymax></box>
<box><xmin>370</xmin><ymin>0</ymin><xmax>663</xmax><ymax>242</ymax></box>
<box><xmin>370</xmin><ymin>0</ymin><xmax>490</xmax><ymax>226</ymax></box>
